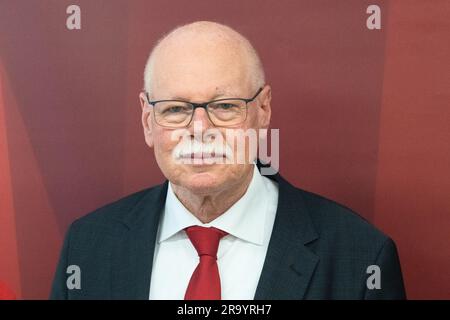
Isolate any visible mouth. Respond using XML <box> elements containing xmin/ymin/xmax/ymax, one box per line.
<box><xmin>178</xmin><ymin>152</ymin><xmax>228</xmax><ymax>164</ymax></box>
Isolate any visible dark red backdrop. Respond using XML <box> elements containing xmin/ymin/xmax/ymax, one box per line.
<box><xmin>0</xmin><ymin>0</ymin><xmax>449</xmax><ymax>299</ymax></box>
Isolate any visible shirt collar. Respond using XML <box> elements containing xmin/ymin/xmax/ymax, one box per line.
<box><xmin>158</xmin><ymin>165</ymin><xmax>269</xmax><ymax>246</ymax></box>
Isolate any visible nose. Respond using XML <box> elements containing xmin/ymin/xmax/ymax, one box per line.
<box><xmin>188</xmin><ymin>107</ymin><xmax>214</xmax><ymax>134</ymax></box>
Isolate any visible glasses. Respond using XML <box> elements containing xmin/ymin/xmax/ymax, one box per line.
<box><xmin>145</xmin><ymin>87</ymin><xmax>263</xmax><ymax>128</ymax></box>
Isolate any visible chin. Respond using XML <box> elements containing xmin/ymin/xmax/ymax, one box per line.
<box><xmin>181</xmin><ymin>171</ymin><xmax>225</xmax><ymax>195</ymax></box>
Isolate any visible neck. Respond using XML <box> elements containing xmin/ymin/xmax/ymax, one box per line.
<box><xmin>171</xmin><ymin>168</ymin><xmax>254</xmax><ymax>223</ymax></box>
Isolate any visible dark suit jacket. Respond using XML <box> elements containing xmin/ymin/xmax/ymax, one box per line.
<box><xmin>50</xmin><ymin>169</ymin><xmax>406</xmax><ymax>300</ymax></box>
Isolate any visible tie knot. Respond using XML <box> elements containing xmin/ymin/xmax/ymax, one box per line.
<box><xmin>185</xmin><ymin>226</ymin><xmax>228</xmax><ymax>259</ymax></box>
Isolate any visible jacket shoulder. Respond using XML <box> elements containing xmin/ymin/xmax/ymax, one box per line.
<box><xmin>295</xmin><ymin>187</ymin><xmax>390</xmax><ymax>245</ymax></box>
<box><xmin>70</xmin><ymin>183</ymin><xmax>165</xmax><ymax>234</ymax></box>
<box><xmin>281</xmin><ymin>183</ymin><xmax>405</xmax><ymax>299</ymax></box>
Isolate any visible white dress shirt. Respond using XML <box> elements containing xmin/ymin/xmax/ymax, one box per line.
<box><xmin>149</xmin><ymin>164</ymin><xmax>279</xmax><ymax>300</ymax></box>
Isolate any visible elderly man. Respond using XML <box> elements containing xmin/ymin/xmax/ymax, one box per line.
<box><xmin>51</xmin><ymin>21</ymin><xmax>405</xmax><ymax>300</ymax></box>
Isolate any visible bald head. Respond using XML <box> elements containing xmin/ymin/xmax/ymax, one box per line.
<box><xmin>143</xmin><ymin>21</ymin><xmax>265</xmax><ymax>97</ymax></box>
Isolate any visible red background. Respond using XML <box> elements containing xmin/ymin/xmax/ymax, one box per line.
<box><xmin>0</xmin><ymin>0</ymin><xmax>449</xmax><ymax>299</ymax></box>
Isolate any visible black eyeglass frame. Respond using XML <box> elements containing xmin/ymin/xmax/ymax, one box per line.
<box><xmin>144</xmin><ymin>87</ymin><xmax>264</xmax><ymax>128</ymax></box>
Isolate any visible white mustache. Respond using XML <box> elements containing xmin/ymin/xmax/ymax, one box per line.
<box><xmin>172</xmin><ymin>138</ymin><xmax>233</xmax><ymax>161</ymax></box>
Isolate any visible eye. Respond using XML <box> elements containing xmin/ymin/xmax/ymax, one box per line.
<box><xmin>166</xmin><ymin>106</ymin><xmax>184</xmax><ymax>113</ymax></box>
<box><xmin>160</xmin><ymin>104</ymin><xmax>191</xmax><ymax>114</ymax></box>
<box><xmin>219</xmin><ymin>103</ymin><xmax>235</xmax><ymax>110</ymax></box>
<box><xmin>211</xmin><ymin>102</ymin><xmax>239</xmax><ymax>110</ymax></box>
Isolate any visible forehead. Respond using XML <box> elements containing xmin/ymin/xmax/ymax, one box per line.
<box><xmin>150</xmin><ymin>35</ymin><xmax>252</xmax><ymax>99</ymax></box>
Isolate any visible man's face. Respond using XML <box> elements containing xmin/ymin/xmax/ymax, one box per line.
<box><xmin>139</xmin><ymin>37</ymin><xmax>271</xmax><ymax>195</ymax></box>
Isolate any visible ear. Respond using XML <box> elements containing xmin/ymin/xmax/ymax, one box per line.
<box><xmin>257</xmin><ymin>85</ymin><xmax>272</xmax><ymax>129</ymax></box>
<box><xmin>139</xmin><ymin>92</ymin><xmax>154</xmax><ymax>148</ymax></box>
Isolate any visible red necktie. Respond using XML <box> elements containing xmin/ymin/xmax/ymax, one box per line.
<box><xmin>184</xmin><ymin>226</ymin><xmax>228</xmax><ymax>300</ymax></box>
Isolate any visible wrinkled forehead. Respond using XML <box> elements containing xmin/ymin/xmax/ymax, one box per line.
<box><xmin>150</xmin><ymin>34</ymin><xmax>254</xmax><ymax>100</ymax></box>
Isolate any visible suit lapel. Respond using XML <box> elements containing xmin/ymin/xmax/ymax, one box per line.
<box><xmin>110</xmin><ymin>181</ymin><xmax>168</xmax><ymax>299</ymax></box>
<box><xmin>254</xmin><ymin>173</ymin><xmax>319</xmax><ymax>299</ymax></box>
